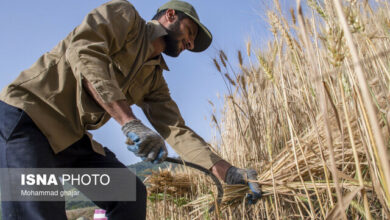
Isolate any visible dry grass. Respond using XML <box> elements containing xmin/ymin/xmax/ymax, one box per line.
<box><xmin>146</xmin><ymin>169</ymin><xmax>197</xmax><ymax>197</ymax></box>
<box><xmin>145</xmin><ymin>0</ymin><xmax>390</xmax><ymax>219</ymax></box>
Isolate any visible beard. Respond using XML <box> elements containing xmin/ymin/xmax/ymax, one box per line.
<box><xmin>162</xmin><ymin>21</ymin><xmax>182</xmax><ymax>57</ymax></box>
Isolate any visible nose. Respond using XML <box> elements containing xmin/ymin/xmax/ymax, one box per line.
<box><xmin>186</xmin><ymin>38</ymin><xmax>195</xmax><ymax>50</ymax></box>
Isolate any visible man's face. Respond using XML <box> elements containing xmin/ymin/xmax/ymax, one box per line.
<box><xmin>163</xmin><ymin>17</ymin><xmax>198</xmax><ymax>57</ymax></box>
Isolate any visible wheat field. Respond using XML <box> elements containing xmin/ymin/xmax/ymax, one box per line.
<box><xmin>145</xmin><ymin>0</ymin><xmax>390</xmax><ymax>219</ymax></box>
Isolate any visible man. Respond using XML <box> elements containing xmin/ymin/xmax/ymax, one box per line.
<box><xmin>0</xmin><ymin>0</ymin><xmax>261</xmax><ymax>219</ymax></box>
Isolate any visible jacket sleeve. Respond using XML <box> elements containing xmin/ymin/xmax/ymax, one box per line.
<box><xmin>141</xmin><ymin>72</ymin><xmax>223</xmax><ymax>169</ymax></box>
<box><xmin>65</xmin><ymin>0</ymin><xmax>140</xmax><ymax>103</ymax></box>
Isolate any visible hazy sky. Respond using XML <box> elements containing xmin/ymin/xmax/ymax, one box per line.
<box><xmin>0</xmin><ymin>0</ymin><xmax>272</xmax><ymax>165</ymax></box>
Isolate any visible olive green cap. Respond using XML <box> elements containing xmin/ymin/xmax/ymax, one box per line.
<box><xmin>157</xmin><ymin>0</ymin><xmax>212</xmax><ymax>52</ymax></box>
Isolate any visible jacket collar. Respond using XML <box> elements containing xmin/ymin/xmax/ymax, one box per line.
<box><xmin>146</xmin><ymin>20</ymin><xmax>170</xmax><ymax>71</ymax></box>
<box><xmin>147</xmin><ymin>20</ymin><xmax>168</xmax><ymax>42</ymax></box>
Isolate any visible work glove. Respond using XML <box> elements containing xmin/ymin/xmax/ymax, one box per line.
<box><xmin>225</xmin><ymin>166</ymin><xmax>262</xmax><ymax>204</ymax></box>
<box><xmin>122</xmin><ymin>119</ymin><xmax>168</xmax><ymax>164</ymax></box>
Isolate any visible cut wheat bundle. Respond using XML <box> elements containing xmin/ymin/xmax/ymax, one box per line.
<box><xmin>185</xmin><ymin>111</ymin><xmax>376</xmax><ymax>217</ymax></box>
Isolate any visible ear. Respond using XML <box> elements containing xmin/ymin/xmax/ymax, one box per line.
<box><xmin>165</xmin><ymin>9</ymin><xmax>178</xmax><ymax>23</ymax></box>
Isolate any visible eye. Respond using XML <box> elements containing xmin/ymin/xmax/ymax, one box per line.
<box><xmin>187</xmin><ymin>27</ymin><xmax>192</xmax><ymax>36</ymax></box>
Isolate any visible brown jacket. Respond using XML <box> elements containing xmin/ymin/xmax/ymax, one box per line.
<box><xmin>0</xmin><ymin>0</ymin><xmax>222</xmax><ymax>169</ymax></box>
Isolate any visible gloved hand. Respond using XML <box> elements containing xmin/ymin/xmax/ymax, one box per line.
<box><xmin>122</xmin><ymin>119</ymin><xmax>168</xmax><ymax>164</ymax></box>
<box><xmin>225</xmin><ymin>166</ymin><xmax>262</xmax><ymax>204</ymax></box>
